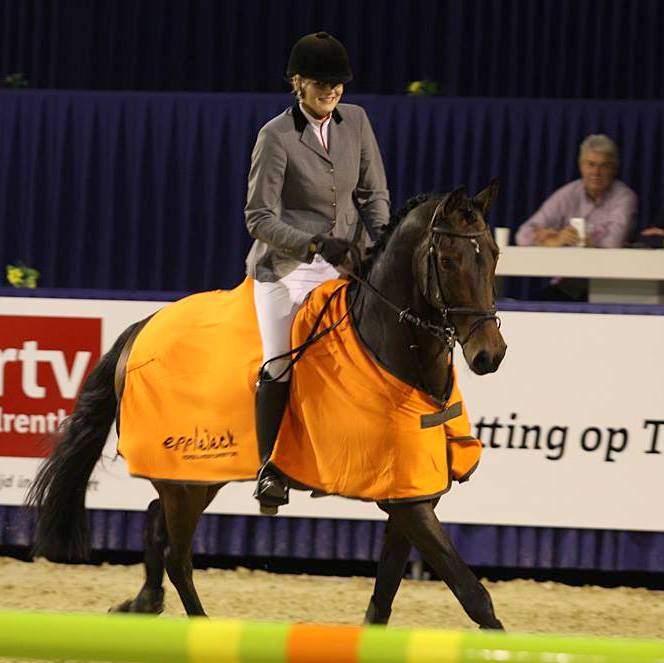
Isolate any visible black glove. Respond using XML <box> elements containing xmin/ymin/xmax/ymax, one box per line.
<box><xmin>311</xmin><ymin>235</ymin><xmax>353</xmax><ymax>266</ymax></box>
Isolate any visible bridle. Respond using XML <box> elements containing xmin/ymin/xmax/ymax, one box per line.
<box><xmin>349</xmin><ymin>197</ymin><xmax>500</xmax><ymax>352</ymax></box>
<box><xmin>424</xmin><ymin>199</ymin><xmax>499</xmax><ymax>346</ymax></box>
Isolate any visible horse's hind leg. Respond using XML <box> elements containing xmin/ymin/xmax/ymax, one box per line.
<box><xmin>382</xmin><ymin>500</ymin><xmax>503</xmax><ymax>630</ymax></box>
<box><xmin>110</xmin><ymin>499</ymin><xmax>167</xmax><ymax>613</ymax></box>
<box><xmin>157</xmin><ymin>482</ymin><xmax>221</xmax><ymax>616</ymax></box>
<box><xmin>364</xmin><ymin>516</ymin><xmax>411</xmax><ymax>625</ymax></box>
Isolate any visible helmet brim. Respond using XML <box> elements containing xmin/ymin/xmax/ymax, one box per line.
<box><xmin>286</xmin><ymin>71</ymin><xmax>353</xmax><ymax>84</ymax></box>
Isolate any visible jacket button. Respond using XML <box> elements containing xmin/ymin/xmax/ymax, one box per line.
<box><xmin>329</xmin><ymin>168</ymin><xmax>334</xmax><ymax>173</ymax></box>
<box><xmin>332</xmin><ymin>202</ymin><xmax>336</xmax><ymax>207</ymax></box>
<box><xmin>331</xmin><ymin>186</ymin><xmax>336</xmax><ymax>191</ymax></box>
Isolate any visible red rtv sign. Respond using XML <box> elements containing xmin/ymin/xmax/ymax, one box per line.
<box><xmin>0</xmin><ymin>316</ymin><xmax>101</xmax><ymax>457</ymax></box>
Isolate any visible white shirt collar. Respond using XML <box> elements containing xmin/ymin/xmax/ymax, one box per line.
<box><xmin>299</xmin><ymin>103</ymin><xmax>332</xmax><ymax>128</ymax></box>
<box><xmin>299</xmin><ymin>103</ymin><xmax>332</xmax><ymax>151</ymax></box>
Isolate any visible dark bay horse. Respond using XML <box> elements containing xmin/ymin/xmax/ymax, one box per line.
<box><xmin>26</xmin><ymin>182</ymin><xmax>507</xmax><ymax>628</ymax></box>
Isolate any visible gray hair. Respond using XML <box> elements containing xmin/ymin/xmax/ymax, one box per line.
<box><xmin>579</xmin><ymin>134</ymin><xmax>619</xmax><ymax>166</ymax></box>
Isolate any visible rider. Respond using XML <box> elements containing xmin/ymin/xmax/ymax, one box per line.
<box><xmin>245</xmin><ymin>31</ymin><xmax>391</xmax><ymax>510</ymax></box>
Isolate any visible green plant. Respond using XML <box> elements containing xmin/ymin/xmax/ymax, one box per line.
<box><xmin>405</xmin><ymin>80</ymin><xmax>440</xmax><ymax>96</ymax></box>
<box><xmin>2</xmin><ymin>72</ymin><xmax>29</xmax><ymax>88</ymax></box>
<box><xmin>6</xmin><ymin>263</ymin><xmax>40</xmax><ymax>288</ymax></box>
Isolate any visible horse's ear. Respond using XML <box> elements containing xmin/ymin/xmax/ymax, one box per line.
<box><xmin>473</xmin><ymin>179</ymin><xmax>499</xmax><ymax>215</ymax></box>
<box><xmin>442</xmin><ymin>186</ymin><xmax>467</xmax><ymax>216</ymax></box>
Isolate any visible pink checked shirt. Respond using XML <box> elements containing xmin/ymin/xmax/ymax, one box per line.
<box><xmin>516</xmin><ymin>179</ymin><xmax>637</xmax><ymax>247</ymax></box>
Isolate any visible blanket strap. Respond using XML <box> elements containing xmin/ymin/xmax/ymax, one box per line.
<box><xmin>420</xmin><ymin>401</ymin><xmax>462</xmax><ymax>429</ymax></box>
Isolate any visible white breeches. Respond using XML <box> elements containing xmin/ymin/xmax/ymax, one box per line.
<box><xmin>253</xmin><ymin>255</ymin><xmax>340</xmax><ymax>381</ymax></box>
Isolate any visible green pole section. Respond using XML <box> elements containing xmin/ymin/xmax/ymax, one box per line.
<box><xmin>239</xmin><ymin>622</ymin><xmax>290</xmax><ymax>663</ymax></box>
<box><xmin>358</xmin><ymin>626</ymin><xmax>411</xmax><ymax>663</ymax></box>
<box><xmin>460</xmin><ymin>631</ymin><xmax>664</xmax><ymax>662</ymax></box>
<box><xmin>0</xmin><ymin>611</ymin><xmax>191</xmax><ymax>663</ymax></box>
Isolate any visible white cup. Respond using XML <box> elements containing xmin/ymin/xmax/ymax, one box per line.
<box><xmin>494</xmin><ymin>226</ymin><xmax>510</xmax><ymax>248</ymax></box>
<box><xmin>569</xmin><ymin>217</ymin><xmax>586</xmax><ymax>246</ymax></box>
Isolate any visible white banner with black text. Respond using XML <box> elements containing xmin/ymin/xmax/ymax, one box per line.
<box><xmin>1</xmin><ymin>295</ymin><xmax>663</xmax><ymax>531</ymax></box>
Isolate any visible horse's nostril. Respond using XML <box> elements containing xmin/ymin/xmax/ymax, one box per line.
<box><xmin>472</xmin><ymin>350</ymin><xmax>493</xmax><ymax>374</ymax></box>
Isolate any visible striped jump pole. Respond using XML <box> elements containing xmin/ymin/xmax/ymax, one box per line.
<box><xmin>1</xmin><ymin>611</ymin><xmax>664</xmax><ymax>663</ymax></box>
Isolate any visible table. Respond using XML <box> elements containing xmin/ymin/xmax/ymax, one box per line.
<box><xmin>496</xmin><ymin>246</ymin><xmax>664</xmax><ymax>303</ymax></box>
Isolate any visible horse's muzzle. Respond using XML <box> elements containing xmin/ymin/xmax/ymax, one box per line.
<box><xmin>470</xmin><ymin>346</ymin><xmax>506</xmax><ymax>375</ymax></box>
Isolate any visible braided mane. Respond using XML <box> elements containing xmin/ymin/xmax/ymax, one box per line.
<box><xmin>360</xmin><ymin>193</ymin><xmax>435</xmax><ymax>275</ymax></box>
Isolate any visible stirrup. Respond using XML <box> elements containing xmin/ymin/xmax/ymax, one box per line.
<box><xmin>254</xmin><ymin>466</ymin><xmax>289</xmax><ymax>515</ymax></box>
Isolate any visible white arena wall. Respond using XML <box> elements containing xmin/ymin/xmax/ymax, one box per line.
<box><xmin>1</xmin><ymin>294</ymin><xmax>663</xmax><ymax>532</ymax></box>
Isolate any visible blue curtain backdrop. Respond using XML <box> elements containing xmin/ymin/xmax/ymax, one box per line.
<box><xmin>1</xmin><ymin>90</ymin><xmax>664</xmax><ymax>294</ymax></box>
<box><xmin>2</xmin><ymin>89</ymin><xmax>664</xmax><ymax>571</ymax></box>
<box><xmin>2</xmin><ymin>0</ymin><xmax>664</xmax><ymax>99</ymax></box>
<box><xmin>4</xmin><ymin>497</ymin><xmax>664</xmax><ymax>572</ymax></box>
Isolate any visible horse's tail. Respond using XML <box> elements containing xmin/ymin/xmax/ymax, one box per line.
<box><xmin>26</xmin><ymin>319</ymin><xmax>146</xmax><ymax>561</ymax></box>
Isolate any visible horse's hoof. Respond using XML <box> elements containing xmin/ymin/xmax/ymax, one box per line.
<box><xmin>480</xmin><ymin>620</ymin><xmax>504</xmax><ymax>630</ymax></box>
<box><xmin>260</xmin><ymin>504</ymin><xmax>279</xmax><ymax>516</ymax></box>
<box><xmin>108</xmin><ymin>589</ymin><xmax>165</xmax><ymax>614</ymax></box>
<box><xmin>109</xmin><ymin>599</ymin><xmax>134</xmax><ymax>613</ymax></box>
<box><xmin>363</xmin><ymin>597</ymin><xmax>390</xmax><ymax>625</ymax></box>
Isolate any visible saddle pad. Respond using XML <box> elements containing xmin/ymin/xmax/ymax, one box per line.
<box><xmin>118</xmin><ymin>277</ymin><xmax>482</xmax><ymax>499</ymax></box>
<box><xmin>118</xmin><ymin>278</ymin><xmax>262</xmax><ymax>483</ymax></box>
<box><xmin>271</xmin><ymin>279</ymin><xmax>482</xmax><ymax>501</ymax></box>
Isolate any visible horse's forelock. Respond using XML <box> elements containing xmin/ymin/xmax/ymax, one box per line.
<box><xmin>430</xmin><ymin>193</ymin><xmax>486</xmax><ymax>233</ymax></box>
<box><xmin>463</xmin><ymin>202</ymin><xmax>483</xmax><ymax>227</ymax></box>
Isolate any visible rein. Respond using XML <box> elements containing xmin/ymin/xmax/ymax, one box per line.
<box><xmin>263</xmin><ymin>196</ymin><xmax>500</xmax><ymax>405</ymax></box>
<box><xmin>347</xmin><ymin>270</ymin><xmax>456</xmax><ymax>347</ymax></box>
<box><xmin>347</xmin><ymin>268</ymin><xmax>458</xmax><ymax>406</ymax></box>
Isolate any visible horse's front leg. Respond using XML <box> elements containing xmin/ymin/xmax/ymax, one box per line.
<box><xmin>382</xmin><ymin>500</ymin><xmax>503</xmax><ymax>630</ymax></box>
<box><xmin>364</xmin><ymin>515</ymin><xmax>412</xmax><ymax>625</ymax></box>
<box><xmin>110</xmin><ymin>498</ymin><xmax>167</xmax><ymax>614</ymax></box>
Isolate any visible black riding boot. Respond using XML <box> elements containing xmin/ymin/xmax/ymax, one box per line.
<box><xmin>253</xmin><ymin>377</ymin><xmax>290</xmax><ymax>512</ymax></box>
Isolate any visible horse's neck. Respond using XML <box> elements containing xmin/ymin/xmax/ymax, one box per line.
<box><xmin>352</xmin><ymin>245</ymin><xmax>451</xmax><ymax>402</ymax></box>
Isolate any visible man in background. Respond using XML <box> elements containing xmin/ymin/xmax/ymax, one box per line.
<box><xmin>515</xmin><ymin>134</ymin><xmax>637</xmax><ymax>300</ymax></box>
<box><xmin>516</xmin><ymin>134</ymin><xmax>637</xmax><ymax>248</ymax></box>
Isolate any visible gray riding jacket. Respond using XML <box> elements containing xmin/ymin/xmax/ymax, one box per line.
<box><xmin>244</xmin><ymin>103</ymin><xmax>390</xmax><ymax>282</ymax></box>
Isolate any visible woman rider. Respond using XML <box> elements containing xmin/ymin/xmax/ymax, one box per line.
<box><xmin>244</xmin><ymin>31</ymin><xmax>391</xmax><ymax>511</ymax></box>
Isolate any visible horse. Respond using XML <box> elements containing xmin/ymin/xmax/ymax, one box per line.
<box><xmin>26</xmin><ymin>181</ymin><xmax>507</xmax><ymax>628</ymax></box>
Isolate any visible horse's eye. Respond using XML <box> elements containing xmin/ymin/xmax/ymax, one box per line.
<box><xmin>440</xmin><ymin>256</ymin><xmax>455</xmax><ymax>270</ymax></box>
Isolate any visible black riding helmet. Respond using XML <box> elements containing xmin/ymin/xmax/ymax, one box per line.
<box><xmin>286</xmin><ymin>32</ymin><xmax>353</xmax><ymax>84</ymax></box>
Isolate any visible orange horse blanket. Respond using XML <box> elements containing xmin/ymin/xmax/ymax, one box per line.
<box><xmin>118</xmin><ymin>278</ymin><xmax>482</xmax><ymax>500</ymax></box>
